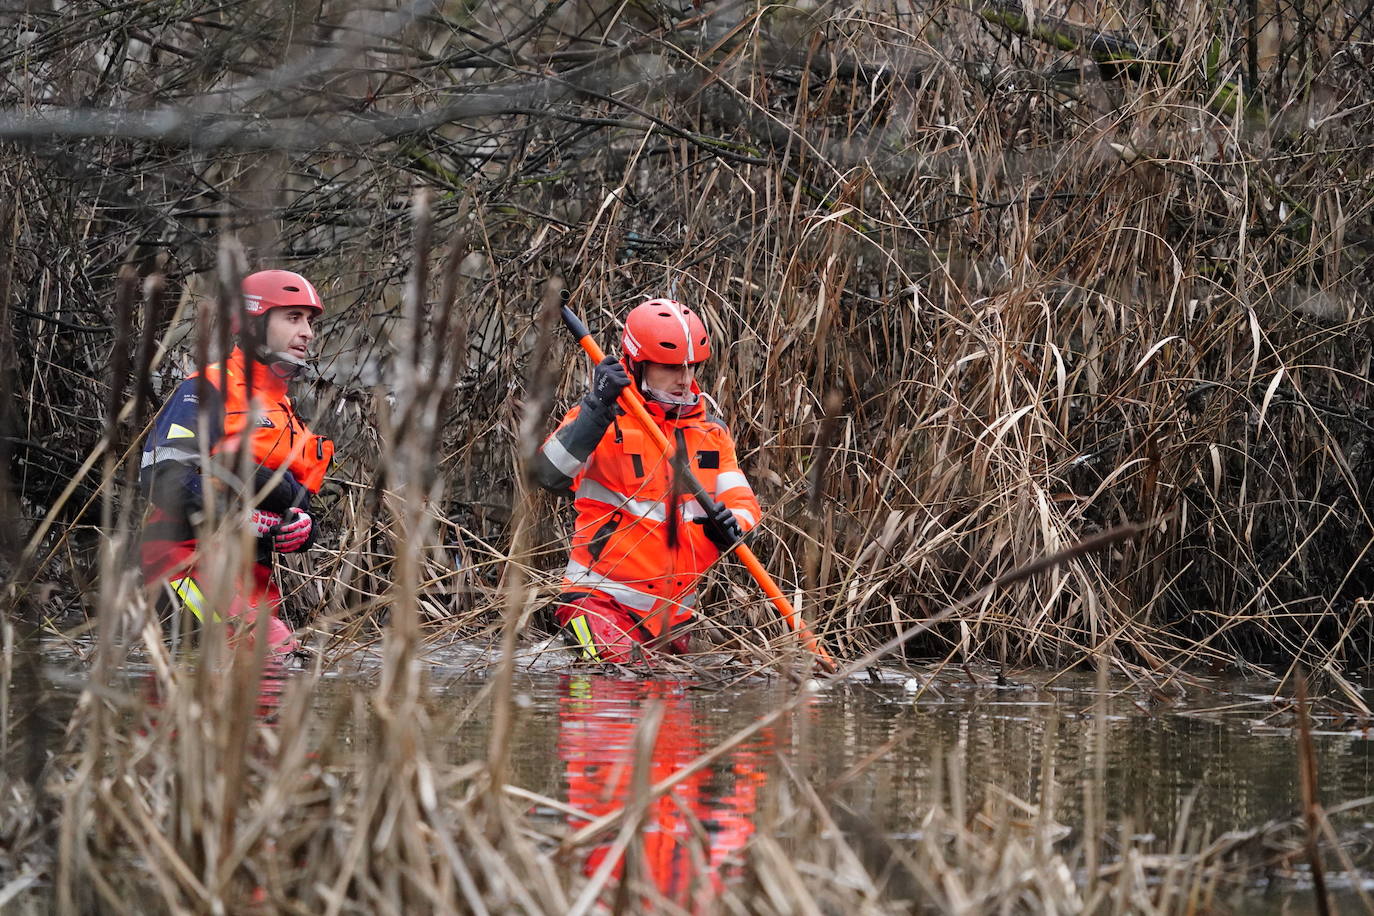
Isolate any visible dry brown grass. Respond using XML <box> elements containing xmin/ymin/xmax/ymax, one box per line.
<box><xmin>7</xmin><ymin>630</ymin><xmax>1372</xmax><ymax>913</ymax></box>
<box><xmin>6</xmin><ymin>0</ymin><xmax>1374</xmax><ymax>681</ymax></box>
<box><xmin>3</xmin><ymin>0</ymin><xmax>1374</xmax><ymax>908</ymax></box>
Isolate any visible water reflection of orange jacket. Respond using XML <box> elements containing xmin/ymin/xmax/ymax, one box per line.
<box><xmin>558</xmin><ymin>676</ymin><xmax>769</xmax><ymax>911</ymax></box>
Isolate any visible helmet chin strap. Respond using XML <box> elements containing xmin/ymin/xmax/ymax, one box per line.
<box><xmin>627</xmin><ymin>358</ymin><xmax>698</xmax><ymax>408</ymax></box>
<box><xmin>240</xmin><ymin>317</ymin><xmax>307</xmax><ymax>379</ymax></box>
<box><xmin>268</xmin><ymin>351</ymin><xmax>309</xmax><ymax>379</ymax></box>
<box><xmin>249</xmin><ymin>341</ymin><xmax>308</xmax><ymax>379</ymax></box>
<box><xmin>628</xmin><ymin>357</ymin><xmax>697</xmax><ymax>410</ymax></box>
<box><xmin>642</xmin><ymin>384</ymin><xmax>698</xmax><ymax>408</ymax></box>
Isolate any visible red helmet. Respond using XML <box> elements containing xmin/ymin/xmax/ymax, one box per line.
<box><xmin>621</xmin><ymin>298</ymin><xmax>710</xmax><ymax>365</ymax></box>
<box><xmin>240</xmin><ymin>270</ymin><xmax>324</xmax><ymax>319</ymax></box>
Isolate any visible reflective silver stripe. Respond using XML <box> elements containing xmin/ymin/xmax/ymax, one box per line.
<box><xmin>563</xmin><ymin>560</ymin><xmax>699</xmax><ymax>614</ymax></box>
<box><xmin>677</xmin><ymin>500</ymin><xmax>753</xmax><ymax>528</ymax></box>
<box><xmin>167</xmin><ymin>576</ymin><xmax>219</xmax><ymax>623</ymax></box>
<box><xmin>714</xmin><ymin>471</ymin><xmax>752</xmax><ymax>495</ymax></box>
<box><xmin>575</xmin><ymin>478</ymin><xmax>666</xmax><ymax>523</ymax></box>
<box><xmin>140</xmin><ymin>445</ymin><xmax>199</xmax><ymax>468</ymax></box>
<box><xmin>541</xmin><ymin>434</ymin><xmax>587</xmax><ymax>478</ymax></box>
<box><xmin>569</xmin><ymin>614</ymin><xmax>599</xmax><ymax>660</ymax></box>
<box><xmin>562</xmin><ymin>561</ymin><xmax>657</xmax><ymax>611</ymax></box>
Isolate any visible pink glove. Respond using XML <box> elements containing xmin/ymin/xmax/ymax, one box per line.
<box><xmin>248</xmin><ymin>509</ymin><xmax>283</xmax><ymax>537</ymax></box>
<box><xmin>272</xmin><ymin>508</ymin><xmax>313</xmax><ymax>553</ymax></box>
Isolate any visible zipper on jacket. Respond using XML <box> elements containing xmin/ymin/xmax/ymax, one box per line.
<box><xmin>280</xmin><ymin>402</ymin><xmax>297</xmax><ymax>447</ymax></box>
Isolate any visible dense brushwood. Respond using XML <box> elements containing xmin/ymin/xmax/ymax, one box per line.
<box><xmin>5</xmin><ymin>4</ymin><xmax>1374</xmax><ymax>911</ymax></box>
<box><xmin>5</xmin><ymin>0</ymin><xmax>1374</xmax><ymax>675</ymax></box>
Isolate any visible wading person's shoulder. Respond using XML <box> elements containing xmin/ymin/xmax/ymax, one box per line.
<box><xmin>695</xmin><ymin>408</ymin><xmax>734</xmax><ymax>438</ymax></box>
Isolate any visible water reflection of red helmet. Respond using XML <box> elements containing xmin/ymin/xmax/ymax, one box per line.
<box><xmin>621</xmin><ymin>298</ymin><xmax>711</xmax><ymax>366</ymax></box>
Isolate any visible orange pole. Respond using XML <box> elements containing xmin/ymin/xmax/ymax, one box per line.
<box><xmin>561</xmin><ymin>306</ymin><xmax>837</xmax><ymax>674</ymax></box>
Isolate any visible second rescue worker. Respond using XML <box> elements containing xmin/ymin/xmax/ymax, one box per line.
<box><xmin>534</xmin><ymin>298</ymin><xmax>761</xmax><ymax>663</ymax></box>
<box><xmin>140</xmin><ymin>270</ymin><xmax>335</xmax><ymax>656</ymax></box>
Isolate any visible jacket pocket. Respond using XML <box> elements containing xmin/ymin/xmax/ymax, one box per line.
<box><xmin>587</xmin><ymin>510</ymin><xmax>623</xmax><ymax>563</ymax></box>
<box><xmin>619</xmin><ymin>428</ymin><xmax>646</xmax><ymax>480</ymax></box>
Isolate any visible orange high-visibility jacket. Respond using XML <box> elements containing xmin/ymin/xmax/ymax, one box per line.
<box><xmin>536</xmin><ymin>384</ymin><xmax>761</xmax><ymax>636</ymax></box>
<box><xmin>140</xmin><ymin>347</ymin><xmax>334</xmax><ymax>546</ymax></box>
<box><xmin>198</xmin><ymin>348</ymin><xmax>333</xmax><ymax>493</ymax></box>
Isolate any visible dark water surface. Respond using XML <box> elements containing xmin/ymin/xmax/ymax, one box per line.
<box><xmin>444</xmin><ymin>657</ymin><xmax>1374</xmax><ymax>912</ymax></box>
<box><xmin>428</xmin><ymin>661</ymin><xmax>1373</xmax><ymax>837</ymax></box>
<box><xmin>21</xmin><ymin>644</ymin><xmax>1374</xmax><ymax>912</ymax></box>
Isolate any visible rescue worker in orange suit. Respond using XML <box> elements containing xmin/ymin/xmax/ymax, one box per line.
<box><xmin>140</xmin><ymin>270</ymin><xmax>335</xmax><ymax>656</ymax></box>
<box><xmin>533</xmin><ymin>298</ymin><xmax>762</xmax><ymax>663</ymax></box>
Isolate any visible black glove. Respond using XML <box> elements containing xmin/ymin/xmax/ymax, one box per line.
<box><xmin>694</xmin><ymin>499</ymin><xmax>746</xmax><ymax>552</ymax></box>
<box><xmin>252</xmin><ymin>464</ymin><xmax>310</xmax><ymax>512</ymax></box>
<box><xmin>588</xmin><ymin>355</ymin><xmax>631</xmax><ymax>408</ymax></box>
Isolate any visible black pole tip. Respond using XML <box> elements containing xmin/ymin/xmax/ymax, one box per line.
<box><xmin>560</xmin><ymin>305</ymin><xmax>590</xmax><ymax>340</ymax></box>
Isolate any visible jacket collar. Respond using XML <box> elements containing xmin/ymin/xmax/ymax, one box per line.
<box><xmin>225</xmin><ymin>346</ymin><xmax>290</xmax><ymax>399</ymax></box>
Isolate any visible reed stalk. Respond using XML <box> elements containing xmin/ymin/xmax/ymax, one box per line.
<box><xmin>4</xmin><ymin>0</ymin><xmax>1374</xmax><ymax>910</ymax></box>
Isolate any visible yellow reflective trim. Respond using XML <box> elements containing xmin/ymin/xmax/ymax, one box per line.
<box><xmin>167</xmin><ymin>577</ymin><xmax>219</xmax><ymax>623</ymax></box>
<box><xmin>569</xmin><ymin>615</ymin><xmax>599</xmax><ymax>662</ymax></box>
<box><xmin>166</xmin><ymin>423</ymin><xmax>196</xmax><ymax>440</ymax></box>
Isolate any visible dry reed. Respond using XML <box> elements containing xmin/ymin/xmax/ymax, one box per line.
<box><xmin>4</xmin><ymin>0</ymin><xmax>1374</xmax><ymax>911</ymax></box>
<box><xmin>5</xmin><ymin>0</ymin><xmax>1372</xmax><ymax>678</ymax></box>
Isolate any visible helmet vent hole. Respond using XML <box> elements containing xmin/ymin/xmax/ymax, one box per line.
<box><xmin>657</xmin><ymin>311</ymin><xmax>671</xmax><ymax>317</ymax></box>
<box><xmin>283</xmin><ymin>285</ymin><xmax>300</xmax><ymax>292</ymax></box>
<box><xmin>661</xmin><ymin>342</ymin><xmax>678</xmax><ymax>349</ymax></box>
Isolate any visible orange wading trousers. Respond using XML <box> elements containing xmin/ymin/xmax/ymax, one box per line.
<box><xmin>555</xmin><ymin>591</ymin><xmax>689</xmax><ymax>664</ymax></box>
<box><xmin>142</xmin><ymin>540</ymin><xmax>297</xmax><ymax>655</ymax></box>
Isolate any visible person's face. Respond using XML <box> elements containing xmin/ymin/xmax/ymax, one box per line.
<box><xmin>264</xmin><ymin>307</ymin><xmax>316</xmax><ymax>360</ymax></box>
<box><xmin>641</xmin><ymin>361</ymin><xmax>695</xmax><ymax>398</ymax></box>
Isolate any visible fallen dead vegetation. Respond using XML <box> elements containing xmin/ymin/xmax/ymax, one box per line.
<box><xmin>4</xmin><ymin>0</ymin><xmax>1374</xmax><ymax>911</ymax></box>
<box><xmin>5</xmin><ymin>0</ymin><xmax>1374</xmax><ymax>676</ymax></box>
